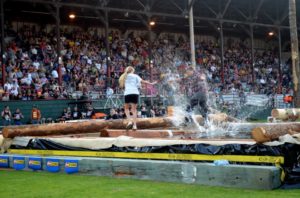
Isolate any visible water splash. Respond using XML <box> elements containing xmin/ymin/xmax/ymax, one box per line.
<box><xmin>156</xmin><ymin>56</ymin><xmax>268</xmax><ymax>138</ymax></box>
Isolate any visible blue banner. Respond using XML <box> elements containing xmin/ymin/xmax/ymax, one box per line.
<box><xmin>64</xmin><ymin>159</ymin><xmax>79</xmax><ymax>174</ymax></box>
<box><xmin>28</xmin><ymin>157</ymin><xmax>42</xmax><ymax>170</ymax></box>
<box><xmin>45</xmin><ymin>158</ymin><xmax>60</xmax><ymax>173</ymax></box>
<box><xmin>13</xmin><ymin>156</ymin><xmax>25</xmax><ymax>170</ymax></box>
<box><xmin>0</xmin><ymin>156</ymin><xmax>9</xmax><ymax>168</ymax></box>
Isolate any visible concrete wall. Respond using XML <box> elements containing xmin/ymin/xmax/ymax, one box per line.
<box><xmin>1</xmin><ymin>154</ymin><xmax>282</xmax><ymax>190</ymax></box>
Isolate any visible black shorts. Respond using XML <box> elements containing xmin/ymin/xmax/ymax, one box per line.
<box><xmin>125</xmin><ymin>94</ymin><xmax>139</xmax><ymax>104</ymax></box>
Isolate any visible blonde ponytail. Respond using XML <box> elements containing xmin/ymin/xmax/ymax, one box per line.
<box><xmin>119</xmin><ymin>73</ymin><xmax>127</xmax><ymax>88</ymax></box>
<box><xmin>119</xmin><ymin>66</ymin><xmax>135</xmax><ymax>88</ymax></box>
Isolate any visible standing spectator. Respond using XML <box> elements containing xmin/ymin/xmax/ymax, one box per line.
<box><xmin>1</xmin><ymin>106</ymin><xmax>12</xmax><ymax>126</ymax></box>
<box><xmin>106</xmin><ymin>86</ymin><xmax>114</xmax><ymax>98</ymax></box>
<box><xmin>119</xmin><ymin>66</ymin><xmax>156</xmax><ymax>130</ymax></box>
<box><xmin>31</xmin><ymin>105</ymin><xmax>41</xmax><ymax>124</ymax></box>
<box><xmin>13</xmin><ymin>108</ymin><xmax>24</xmax><ymax>125</ymax></box>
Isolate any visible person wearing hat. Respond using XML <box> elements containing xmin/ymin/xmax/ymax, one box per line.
<box><xmin>31</xmin><ymin>105</ymin><xmax>41</xmax><ymax>124</ymax></box>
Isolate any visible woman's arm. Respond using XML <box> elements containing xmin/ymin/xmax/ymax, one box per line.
<box><xmin>141</xmin><ymin>79</ymin><xmax>157</xmax><ymax>85</ymax></box>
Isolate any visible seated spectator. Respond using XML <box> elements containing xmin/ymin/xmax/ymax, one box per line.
<box><xmin>86</xmin><ymin>105</ymin><xmax>95</xmax><ymax>119</ymax></box>
<box><xmin>140</xmin><ymin>103</ymin><xmax>147</xmax><ymax>118</ymax></box>
<box><xmin>72</xmin><ymin>106</ymin><xmax>82</xmax><ymax>120</ymax></box>
<box><xmin>60</xmin><ymin>108</ymin><xmax>71</xmax><ymax>121</ymax></box>
<box><xmin>149</xmin><ymin>106</ymin><xmax>156</xmax><ymax>117</ymax></box>
<box><xmin>106</xmin><ymin>108</ymin><xmax>119</xmax><ymax>120</ymax></box>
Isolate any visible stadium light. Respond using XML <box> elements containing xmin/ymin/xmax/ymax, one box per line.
<box><xmin>149</xmin><ymin>20</ymin><xmax>155</xmax><ymax>26</ymax></box>
<box><xmin>268</xmin><ymin>31</ymin><xmax>274</xmax><ymax>36</ymax></box>
<box><xmin>69</xmin><ymin>13</ymin><xmax>76</xmax><ymax>19</ymax></box>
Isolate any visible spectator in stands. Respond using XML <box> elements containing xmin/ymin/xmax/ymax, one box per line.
<box><xmin>31</xmin><ymin>105</ymin><xmax>41</xmax><ymax>124</ymax></box>
<box><xmin>283</xmin><ymin>94</ymin><xmax>293</xmax><ymax>108</ymax></box>
<box><xmin>106</xmin><ymin>108</ymin><xmax>119</xmax><ymax>120</ymax></box>
<box><xmin>72</xmin><ymin>106</ymin><xmax>81</xmax><ymax>120</ymax></box>
<box><xmin>13</xmin><ymin>108</ymin><xmax>24</xmax><ymax>125</ymax></box>
<box><xmin>117</xmin><ymin>108</ymin><xmax>126</xmax><ymax>119</ymax></box>
<box><xmin>149</xmin><ymin>106</ymin><xmax>156</xmax><ymax>118</ymax></box>
<box><xmin>1</xmin><ymin>106</ymin><xmax>12</xmax><ymax>126</ymax></box>
<box><xmin>86</xmin><ymin>104</ymin><xmax>95</xmax><ymax>119</ymax></box>
<box><xmin>140</xmin><ymin>103</ymin><xmax>147</xmax><ymax>118</ymax></box>
<box><xmin>119</xmin><ymin>66</ymin><xmax>156</xmax><ymax>130</ymax></box>
<box><xmin>106</xmin><ymin>86</ymin><xmax>114</xmax><ymax>98</ymax></box>
<box><xmin>0</xmin><ymin>84</ymin><xmax>4</xmax><ymax>99</ymax></box>
<box><xmin>60</xmin><ymin>107</ymin><xmax>71</xmax><ymax>121</ymax></box>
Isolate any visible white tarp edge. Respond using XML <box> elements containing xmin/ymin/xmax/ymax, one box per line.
<box><xmin>6</xmin><ymin>134</ymin><xmax>300</xmax><ymax>151</ymax></box>
<box><xmin>11</xmin><ymin>136</ymin><xmax>256</xmax><ymax>150</ymax></box>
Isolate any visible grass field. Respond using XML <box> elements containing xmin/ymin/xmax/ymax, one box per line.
<box><xmin>0</xmin><ymin>170</ymin><xmax>299</xmax><ymax>198</ymax></box>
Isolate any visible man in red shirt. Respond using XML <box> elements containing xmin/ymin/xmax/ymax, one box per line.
<box><xmin>31</xmin><ymin>105</ymin><xmax>41</xmax><ymax>124</ymax></box>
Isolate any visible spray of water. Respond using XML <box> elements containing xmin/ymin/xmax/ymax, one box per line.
<box><xmin>154</xmin><ymin>43</ymin><xmax>268</xmax><ymax>138</ymax></box>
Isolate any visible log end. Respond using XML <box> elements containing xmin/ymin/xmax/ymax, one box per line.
<box><xmin>2</xmin><ymin>127</ymin><xmax>10</xmax><ymax>138</ymax></box>
<box><xmin>271</xmin><ymin>109</ymin><xmax>281</xmax><ymax>118</ymax></box>
<box><xmin>251</xmin><ymin>127</ymin><xmax>271</xmax><ymax>143</ymax></box>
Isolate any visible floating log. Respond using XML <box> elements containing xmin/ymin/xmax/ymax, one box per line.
<box><xmin>101</xmin><ymin>129</ymin><xmax>200</xmax><ymax>139</ymax></box>
<box><xmin>251</xmin><ymin>122</ymin><xmax>300</xmax><ymax>143</ymax></box>
<box><xmin>271</xmin><ymin>108</ymin><xmax>300</xmax><ymax>121</ymax></box>
<box><xmin>2</xmin><ymin>113</ymin><xmax>233</xmax><ymax>138</ymax></box>
<box><xmin>2</xmin><ymin>117</ymin><xmax>173</xmax><ymax>138</ymax></box>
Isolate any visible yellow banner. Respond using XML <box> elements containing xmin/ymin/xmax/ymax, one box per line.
<box><xmin>8</xmin><ymin>149</ymin><xmax>284</xmax><ymax>165</ymax></box>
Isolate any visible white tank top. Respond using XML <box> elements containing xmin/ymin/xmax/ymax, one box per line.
<box><xmin>124</xmin><ymin>73</ymin><xmax>142</xmax><ymax>95</ymax></box>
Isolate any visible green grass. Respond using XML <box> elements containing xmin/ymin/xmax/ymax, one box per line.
<box><xmin>0</xmin><ymin>170</ymin><xmax>299</xmax><ymax>198</ymax></box>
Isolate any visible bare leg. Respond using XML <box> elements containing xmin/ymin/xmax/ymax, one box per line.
<box><xmin>131</xmin><ymin>103</ymin><xmax>138</xmax><ymax>130</ymax></box>
<box><xmin>124</xmin><ymin>103</ymin><xmax>131</xmax><ymax>120</ymax></box>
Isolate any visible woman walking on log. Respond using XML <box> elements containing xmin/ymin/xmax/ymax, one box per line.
<box><xmin>119</xmin><ymin>66</ymin><xmax>156</xmax><ymax>130</ymax></box>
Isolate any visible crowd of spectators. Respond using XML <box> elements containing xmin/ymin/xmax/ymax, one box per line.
<box><xmin>0</xmin><ymin>24</ymin><xmax>293</xmax><ymax>104</ymax></box>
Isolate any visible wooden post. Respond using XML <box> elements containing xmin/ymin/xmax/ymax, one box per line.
<box><xmin>289</xmin><ymin>0</ymin><xmax>300</xmax><ymax>107</ymax></box>
<box><xmin>55</xmin><ymin>3</ymin><xmax>62</xmax><ymax>86</ymax></box>
<box><xmin>1</xmin><ymin>0</ymin><xmax>5</xmax><ymax>85</ymax></box>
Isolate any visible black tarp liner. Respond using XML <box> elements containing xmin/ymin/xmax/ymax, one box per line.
<box><xmin>10</xmin><ymin>138</ymin><xmax>300</xmax><ymax>185</ymax></box>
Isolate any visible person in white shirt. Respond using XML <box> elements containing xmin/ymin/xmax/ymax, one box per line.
<box><xmin>119</xmin><ymin>66</ymin><xmax>156</xmax><ymax>130</ymax></box>
<box><xmin>4</xmin><ymin>80</ymin><xmax>13</xmax><ymax>92</ymax></box>
<box><xmin>106</xmin><ymin>87</ymin><xmax>114</xmax><ymax>97</ymax></box>
<box><xmin>52</xmin><ymin>69</ymin><xmax>59</xmax><ymax>79</ymax></box>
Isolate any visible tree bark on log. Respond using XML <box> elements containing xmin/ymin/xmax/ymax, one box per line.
<box><xmin>271</xmin><ymin>108</ymin><xmax>300</xmax><ymax>120</ymax></box>
<box><xmin>2</xmin><ymin>113</ymin><xmax>233</xmax><ymax>138</ymax></box>
<box><xmin>2</xmin><ymin>117</ymin><xmax>173</xmax><ymax>138</ymax></box>
<box><xmin>101</xmin><ymin>129</ymin><xmax>200</xmax><ymax>139</ymax></box>
<box><xmin>251</xmin><ymin>123</ymin><xmax>300</xmax><ymax>143</ymax></box>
